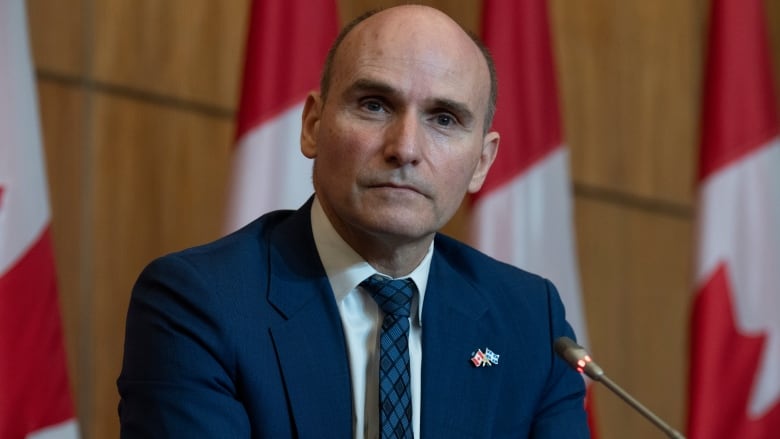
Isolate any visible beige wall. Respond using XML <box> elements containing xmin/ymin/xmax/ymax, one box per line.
<box><xmin>27</xmin><ymin>0</ymin><xmax>780</xmax><ymax>438</ymax></box>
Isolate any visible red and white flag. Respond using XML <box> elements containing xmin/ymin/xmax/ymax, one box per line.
<box><xmin>475</xmin><ymin>0</ymin><xmax>596</xmax><ymax>433</ymax></box>
<box><xmin>224</xmin><ymin>0</ymin><xmax>339</xmax><ymax>232</ymax></box>
<box><xmin>0</xmin><ymin>0</ymin><xmax>79</xmax><ymax>438</ymax></box>
<box><xmin>688</xmin><ymin>0</ymin><xmax>780</xmax><ymax>437</ymax></box>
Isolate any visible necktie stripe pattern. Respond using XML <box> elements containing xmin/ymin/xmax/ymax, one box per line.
<box><xmin>360</xmin><ymin>274</ymin><xmax>415</xmax><ymax>439</ymax></box>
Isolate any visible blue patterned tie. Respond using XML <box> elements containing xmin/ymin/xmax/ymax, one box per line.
<box><xmin>360</xmin><ymin>274</ymin><xmax>416</xmax><ymax>439</ymax></box>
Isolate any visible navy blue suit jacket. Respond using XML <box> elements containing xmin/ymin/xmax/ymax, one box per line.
<box><xmin>118</xmin><ymin>200</ymin><xmax>589</xmax><ymax>438</ymax></box>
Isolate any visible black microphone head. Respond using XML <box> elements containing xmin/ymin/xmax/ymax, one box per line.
<box><xmin>554</xmin><ymin>336</ymin><xmax>579</xmax><ymax>357</ymax></box>
<box><xmin>553</xmin><ymin>336</ymin><xmax>604</xmax><ymax>380</ymax></box>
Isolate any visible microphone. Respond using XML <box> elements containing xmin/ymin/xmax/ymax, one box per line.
<box><xmin>554</xmin><ymin>336</ymin><xmax>686</xmax><ymax>439</ymax></box>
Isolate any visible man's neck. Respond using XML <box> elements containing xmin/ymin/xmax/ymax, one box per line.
<box><xmin>312</xmin><ymin>197</ymin><xmax>434</xmax><ymax>278</ymax></box>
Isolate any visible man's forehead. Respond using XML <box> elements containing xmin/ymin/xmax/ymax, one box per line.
<box><xmin>347</xmin><ymin>8</ymin><xmax>476</xmax><ymax>53</ymax></box>
<box><xmin>335</xmin><ymin>12</ymin><xmax>488</xmax><ymax>91</ymax></box>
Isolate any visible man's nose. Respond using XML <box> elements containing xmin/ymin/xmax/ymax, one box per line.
<box><xmin>383</xmin><ymin>111</ymin><xmax>422</xmax><ymax>166</ymax></box>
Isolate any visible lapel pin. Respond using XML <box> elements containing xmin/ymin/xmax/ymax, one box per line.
<box><xmin>470</xmin><ymin>347</ymin><xmax>500</xmax><ymax>367</ymax></box>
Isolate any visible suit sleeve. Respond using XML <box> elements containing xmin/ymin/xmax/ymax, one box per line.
<box><xmin>117</xmin><ymin>254</ymin><xmax>251</xmax><ymax>438</ymax></box>
<box><xmin>530</xmin><ymin>279</ymin><xmax>591</xmax><ymax>438</ymax></box>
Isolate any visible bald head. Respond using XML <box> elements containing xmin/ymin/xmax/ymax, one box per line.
<box><xmin>319</xmin><ymin>5</ymin><xmax>497</xmax><ymax>132</ymax></box>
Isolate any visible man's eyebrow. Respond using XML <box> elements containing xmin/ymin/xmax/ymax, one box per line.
<box><xmin>343</xmin><ymin>78</ymin><xmax>398</xmax><ymax>97</ymax></box>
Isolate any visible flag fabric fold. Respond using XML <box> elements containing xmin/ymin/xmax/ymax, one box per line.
<box><xmin>688</xmin><ymin>0</ymin><xmax>780</xmax><ymax>437</ymax></box>
<box><xmin>224</xmin><ymin>0</ymin><xmax>339</xmax><ymax>232</ymax></box>
<box><xmin>475</xmin><ymin>0</ymin><xmax>596</xmax><ymax>433</ymax></box>
<box><xmin>0</xmin><ymin>0</ymin><xmax>79</xmax><ymax>438</ymax></box>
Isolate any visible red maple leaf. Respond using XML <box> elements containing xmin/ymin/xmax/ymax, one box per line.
<box><xmin>688</xmin><ymin>263</ymin><xmax>780</xmax><ymax>438</ymax></box>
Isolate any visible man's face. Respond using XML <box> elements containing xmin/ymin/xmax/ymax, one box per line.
<box><xmin>302</xmin><ymin>6</ymin><xmax>498</xmax><ymax>248</ymax></box>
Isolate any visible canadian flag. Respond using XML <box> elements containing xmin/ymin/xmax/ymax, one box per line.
<box><xmin>224</xmin><ymin>0</ymin><xmax>338</xmax><ymax>232</ymax></box>
<box><xmin>687</xmin><ymin>0</ymin><xmax>780</xmax><ymax>437</ymax></box>
<box><xmin>0</xmin><ymin>0</ymin><xmax>79</xmax><ymax>438</ymax></box>
<box><xmin>474</xmin><ymin>0</ymin><xmax>596</xmax><ymax>433</ymax></box>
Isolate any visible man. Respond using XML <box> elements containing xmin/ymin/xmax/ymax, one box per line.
<box><xmin>118</xmin><ymin>5</ymin><xmax>589</xmax><ymax>438</ymax></box>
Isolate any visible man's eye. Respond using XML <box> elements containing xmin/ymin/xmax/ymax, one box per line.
<box><xmin>435</xmin><ymin>114</ymin><xmax>455</xmax><ymax>126</ymax></box>
<box><xmin>361</xmin><ymin>100</ymin><xmax>384</xmax><ymax>112</ymax></box>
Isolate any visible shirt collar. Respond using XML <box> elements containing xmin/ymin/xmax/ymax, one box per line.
<box><xmin>310</xmin><ymin>196</ymin><xmax>432</xmax><ymax>324</ymax></box>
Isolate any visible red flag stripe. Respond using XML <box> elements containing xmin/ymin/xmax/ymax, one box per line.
<box><xmin>225</xmin><ymin>0</ymin><xmax>339</xmax><ymax>232</ymax></box>
<box><xmin>0</xmin><ymin>228</ymin><xmax>75</xmax><ymax>438</ymax></box>
<box><xmin>698</xmin><ymin>0</ymin><xmax>779</xmax><ymax>181</ymax></box>
<box><xmin>476</xmin><ymin>0</ymin><xmax>562</xmax><ymax>199</ymax></box>
<box><xmin>234</xmin><ymin>0</ymin><xmax>339</xmax><ymax>141</ymax></box>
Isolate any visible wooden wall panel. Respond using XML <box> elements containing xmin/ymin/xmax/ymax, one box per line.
<box><xmin>576</xmin><ymin>196</ymin><xmax>692</xmax><ymax>439</ymax></box>
<box><xmin>88</xmin><ymin>93</ymin><xmax>233</xmax><ymax>438</ymax></box>
<box><xmin>552</xmin><ymin>0</ymin><xmax>703</xmax><ymax>205</ymax></box>
<box><xmin>27</xmin><ymin>0</ymin><xmax>86</xmax><ymax>75</ymax></box>
<box><xmin>92</xmin><ymin>0</ymin><xmax>249</xmax><ymax>108</ymax></box>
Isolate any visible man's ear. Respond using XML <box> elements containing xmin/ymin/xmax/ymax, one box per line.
<box><xmin>468</xmin><ymin>131</ymin><xmax>500</xmax><ymax>193</ymax></box>
<box><xmin>301</xmin><ymin>92</ymin><xmax>323</xmax><ymax>158</ymax></box>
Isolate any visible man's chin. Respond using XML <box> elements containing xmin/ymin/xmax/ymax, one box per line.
<box><xmin>361</xmin><ymin>217</ymin><xmax>437</xmax><ymax>243</ymax></box>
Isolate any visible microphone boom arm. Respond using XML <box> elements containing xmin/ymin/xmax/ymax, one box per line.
<box><xmin>554</xmin><ymin>336</ymin><xmax>686</xmax><ymax>439</ymax></box>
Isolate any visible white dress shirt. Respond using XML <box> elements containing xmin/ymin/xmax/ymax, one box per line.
<box><xmin>310</xmin><ymin>197</ymin><xmax>432</xmax><ymax>439</ymax></box>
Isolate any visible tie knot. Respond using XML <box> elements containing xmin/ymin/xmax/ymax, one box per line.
<box><xmin>360</xmin><ymin>274</ymin><xmax>415</xmax><ymax>318</ymax></box>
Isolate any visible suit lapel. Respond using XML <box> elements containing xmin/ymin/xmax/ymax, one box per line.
<box><xmin>420</xmin><ymin>246</ymin><xmax>504</xmax><ymax>437</ymax></box>
<box><xmin>266</xmin><ymin>202</ymin><xmax>353</xmax><ymax>437</ymax></box>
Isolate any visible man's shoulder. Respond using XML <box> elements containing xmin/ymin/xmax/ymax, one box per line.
<box><xmin>184</xmin><ymin>209</ymin><xmax>294</xmax><ymax>257</ymax></box>
<box><xmin>432</xmin><ymin>233</ymin><xmax>545</xmax><ymax>288</ymax></box>
<box><xmin>146</xmin><ymin>208</ymin><xmax>302</xmax><ymax>280</ymax></box>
